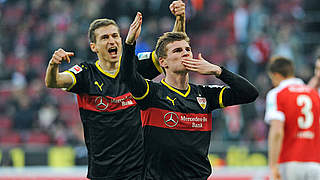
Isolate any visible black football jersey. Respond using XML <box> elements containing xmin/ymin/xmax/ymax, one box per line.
<box><xmin>64</xmin><ymin>53</ymin><xmax>160</xmax><ymax>180</ymax></box>
<box><xmin>120</xmin><ymin>43</ymin><xmax>259</xmax><ymax>180</ymax></box>
<box><xmin>138</xmin><ymin>80</ymin><xmax>223</xmax><ymax>179</ymax></box>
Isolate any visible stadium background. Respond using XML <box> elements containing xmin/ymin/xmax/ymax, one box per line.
<box><xmin>0</xmin><ymin>0</ymin><xmax>319</xmax><ymax>179</ymax></box>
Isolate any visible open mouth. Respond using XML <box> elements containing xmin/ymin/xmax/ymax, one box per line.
<box><xmin>108</xmin><ymin>47</ymin><xmax>118</xmax><ymax>56</ymax></box>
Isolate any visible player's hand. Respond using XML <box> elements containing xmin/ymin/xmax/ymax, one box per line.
<box><xmin>49</xmin><ymin>48</ymin><xmax>74</xmax><ymax>65</ymax></box>
<box><xmin>270</xmin><ymin>166</ymin><xmax>282</xmax><ymax>180</ymax></box>
<box><xmin>182</xmin><ymin>53</ymin><xmax>222</xmax><ymax>76</ymax></box>
<box><xmin>126</xmin><ymin>12</ymin><xmax>142</xmax><ymax>45</ymax></box>
<box><xmin>170</xmin><ymin>0</ymin><xmax>185</xmax><ymax>17</ymax></box>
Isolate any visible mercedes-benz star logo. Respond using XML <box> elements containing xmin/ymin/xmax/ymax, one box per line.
<box><xmin>95</xmin><ymin>96</ymin><xmax>109</xmax><ymax>111</ymax></box>
<box><xmin>164</xmin><ymin>112</ymin><xmax>179</xmax><ymax>127</ymax></box>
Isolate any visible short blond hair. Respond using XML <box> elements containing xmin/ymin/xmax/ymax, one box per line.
<box><xmin>155</xmin><ymin>32</ymin><xmax>190</xmax><ymax>58</ymax></box>
<box><xmin>88</xmin><ymin>18</ymin><xmax>119</xmax><ymax>43</ymax></box>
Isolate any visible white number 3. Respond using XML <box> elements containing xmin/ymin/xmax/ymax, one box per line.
<box><xmin>297</xmin><ymin>95</ymin><xmax>313</xmax><ymax>129</ymax></box>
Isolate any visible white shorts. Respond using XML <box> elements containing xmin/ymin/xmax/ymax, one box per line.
<box><xmin>279</xmin><ymin>162</ymin><xmax>320</xmax><ymax>180</ymax></box>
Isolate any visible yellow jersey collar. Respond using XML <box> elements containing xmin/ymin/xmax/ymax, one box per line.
<box><xmin>161</xmin><ymin>79</ymin><xmax>190</xmax><ymax>97</ymax></box>
<box><xmin>95</xmin><ymin>56</ymin><xmax>122</xmax><ymax>78</ymax></box>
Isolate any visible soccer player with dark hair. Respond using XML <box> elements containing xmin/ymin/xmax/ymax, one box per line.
<box><xmin>44</xmin><ymin>1</ymin><xmax>186</xmax><ymax>179</ymax></box>
<box><xmin>265</xmin><ymin>56</ymin><xmax>320</xmax><ymax>180</ymax></box>
<box><xmin>121</xmin><ymin>12</ymin><xmax>258</xmax><ymax>179</ymax></box>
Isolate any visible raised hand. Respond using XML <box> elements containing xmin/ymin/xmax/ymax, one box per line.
<box><xmin>125</xmin><ymin>12</ymin><xmax>142</xmax><ymax>45</ymax></box>
<box><xmin>170</xmin><ymin>0</ymin><xmax>185</xmax><ymax>17</ymax></box>
<box><xmin>49</xmin><ymin>48</ymin><xmax>74</xmax><ymax>65</ymax></box>
<box><xmin>181</xmin><ymin>53</ymin><xmax>222</xmax><ymax>76</ymax></box>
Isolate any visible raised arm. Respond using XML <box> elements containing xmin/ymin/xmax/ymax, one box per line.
<box><xmin>135</xmin><ymin>0</ymin><xmax>186</xmax><ymax>80</ymax></box>
<box><xmin>121</xmin><ymin>12</ymin><xmax>149</xmax><ymax>98</ymax></box>
<box><xmin>170</xmin><ymin>0</ymin><xmax>186</xmax><ymax>33</ymax></box>
<box><xmin>45</xmin><ymin>48</ymin><xmax>74</xmax><ymax>88</ymax></box>
<box><xmin>182</xmin><ymin>54</ymin><xmax>259</xmax><ymax>106</ymax></box>
<box><xmin>136</xmin><ymin>0</ymin><xmax>186</xmax><ymax>79</ymax></box>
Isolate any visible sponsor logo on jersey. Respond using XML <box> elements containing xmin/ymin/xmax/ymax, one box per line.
<box><xmin>137</xmin><ymin>52</ymin><xmax>151</xmax><ymax>60</ymax></box>
<box><xmin>143</xmin><ymin>108</ymin><xmax>212</xmax><ymax>131</ymax></box>
<box><xmin>297</xmin><ymin>131</ymin><xmax>314</xmax><ymax>139</ymax></box>
<box><xmin>78</xmin><ymin>93</ymin><xmax>137</xmax><ymax>112</ymax></box>
<box><xmin>288</xmin><ymin>86</ymin><xmax>312</xmax><ymax>93</ymax></box>
<box><xmin>163</xmin><ymin>112</ymin><xmax>209</xmax><ymax>128</ymax></box>
<box><xmin>197</xmin><ymin>97</ymin><xmax>207</xmax><ymax>109</ymax></box>
<box><xmin>164</xmin><ymin>112</ymin><xmax>179</xmax><ymax>127</ymax></box>
<box><xmin>69</xmin><ymin>65</ymin><xmax>83</xmax><ymax>74</ymax></box>
<box><xmin>95</xmin><ymin>96</ymin><xmax>109</xmax><ymax>111</ymax></box>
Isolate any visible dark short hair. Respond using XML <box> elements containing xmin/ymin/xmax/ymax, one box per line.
<box><xmin>88</xmin><ymin>18</ymin><xmax>119</xmax><ymax>43</ymax></box>
<box><xmin>267</xmin><ymin>56</ymin><xmax>294</xmax><ymax>77</ymax></box>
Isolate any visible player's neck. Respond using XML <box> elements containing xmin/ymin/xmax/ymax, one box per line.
<box><xmin>282</xmin><ymin>76</ymin><xmax>295</xmax><ymax>81</ymax></box>
<box><xmin>98</xmin><ymin>58</ymin><xmax>119</xmax><ymax>72</ymax></box>
<box><xmin>164</xmin><ymin>73</ymin><xmax>189</xmax><ymax>90</ymax></box>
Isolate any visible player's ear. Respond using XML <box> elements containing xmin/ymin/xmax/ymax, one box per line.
<box><xmin>159</xmin><ymin>57</ymin><xmax>168</xmax><ymax>68</ymax></box>
<box><xmin>273</xmin><ymin>72</ymin><xmax>283</xmax><ymax>79</ymax></box>
<box><xmin>90</xmin><ymin>42</ymin><xmax>97</xmax><ymax>53</ymax></box>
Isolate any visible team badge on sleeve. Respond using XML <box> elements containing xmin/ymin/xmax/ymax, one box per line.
<box><xmin>197</xmin><ymin>97</ymin><xmax>207</xmax><ymax>109</ymax></box>
<box><xmin>137</xmin><ymin>52</ymin><xmax>151</xmax><ymax>60</ymax></box>
<box><xmin>69</xmin><ymin>65</ymin><xmax>83</xmax><ymax>74</ymax></box>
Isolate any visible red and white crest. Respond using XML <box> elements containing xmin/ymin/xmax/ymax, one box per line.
<box><xmin>197</xmin><ymin>97</ymin><xmax>207</xmax><ymax>109</ymax></box>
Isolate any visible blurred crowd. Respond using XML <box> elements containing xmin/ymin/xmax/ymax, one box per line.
<box><xmin>0</xmin><ymin>0</ymin><xmax>319</xmax><ymax>150</ymax></box>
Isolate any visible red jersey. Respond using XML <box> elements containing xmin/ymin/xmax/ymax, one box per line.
<box><xmin>265</xmin><ymin>78</ymin><xmax>320</xmax><ymax>163</ymax></box>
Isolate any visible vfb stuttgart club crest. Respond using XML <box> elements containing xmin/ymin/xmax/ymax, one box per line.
<box><xmin>197</xmin><ymin>97</ymin><xmax>207</xmax><ymax>109</ymax></box>
<box><xmin>95</xmin><ymin>96</ymin><xmax>109</xmax><ymax>111</ymax></box>
<box><xmin>164</xmin><ymin>112</ymin><xmax>179</xmax><ymax>127</ymax></box>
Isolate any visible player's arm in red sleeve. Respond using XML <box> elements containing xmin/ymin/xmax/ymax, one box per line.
<box><xmin>268</xmin><ymin>120</ymin><xmax>284</xmax><ymax>180</ymax></box>
<box><xmin>45</xmin><ymin>48</ymin><xmax>75</xmax><ymax>89</ymax></box>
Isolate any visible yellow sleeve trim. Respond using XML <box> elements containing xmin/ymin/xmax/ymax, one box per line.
<box><xmin>132</xmin><ymin>79</ymin><xmax>150</xmax><ymax>100</ymax></box>
<box><xmin>64</xmin><ymin>71</ymin><xmax>77</xmax><ymax>91</ymax></box>
<box><xmin>152</xmin><ymin>51</ymin><xmax>163</xmax><ymax>73</ymax></box>
<box><xmin>219</xmin><ymin>86</ymin><xmax>227</xmax><ymax>108</ymax></box>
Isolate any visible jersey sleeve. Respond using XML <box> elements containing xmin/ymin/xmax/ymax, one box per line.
<box><xmin>136</xmin><ymin>51</ymin><xmax>162</xmax><ymax>79</ymax></box>
<box><xmin>199</xmin><ymin>85</ymin><xmax>227</xmax><ymax>111</ymax></box>
<box><xmin>264</xmin><ymin>89</ymin><xmax>285</xmax><ymax>124</ymax></box>
<box><xmin>133</xmin><ymin>79</ymin><xmax>158</xmax><ymax>110</ymax></box>
<box><xmin>213</xmin><ymin>68</ymin><xmax>259</xmax><ymax>108</ymax></box>
<box><xmin>63</xmin><ymin>63</ymin><xmax>88</xmax><ymax>94</ymax></box>
<box><xmin>120</xmin><ymin>42</ymin><xmax>150</xmax><ymax>103</ymax></box>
